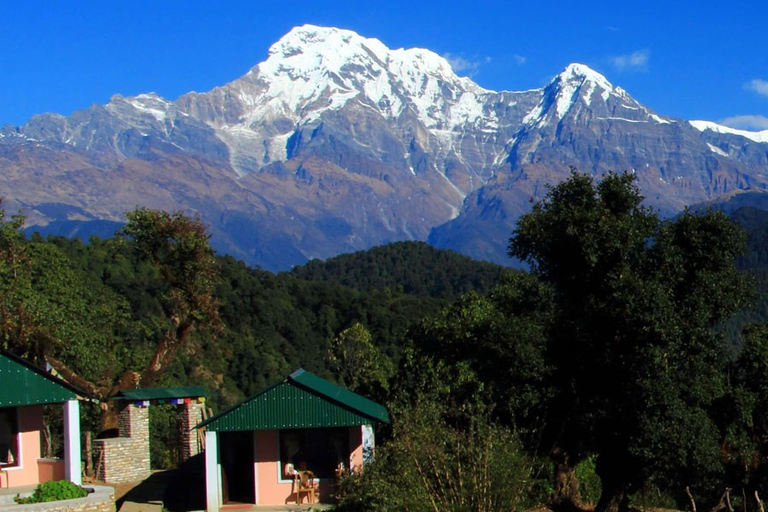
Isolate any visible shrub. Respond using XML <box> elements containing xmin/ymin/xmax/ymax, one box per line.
<box><xmin>334</xmin><ymin>398</ymin><xmax>536</xmax><ymax>511</ymax></box>
<box><xmin>14</xmin><ymin>480</ymin><xmax>88</xmax><ymax>504</ymax></box>
<box><xmin>574</xmin><ymin>455</ymin><xmax>601</xmax><ymax>505</ymax></box>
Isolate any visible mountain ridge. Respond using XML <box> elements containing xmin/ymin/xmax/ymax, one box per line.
<box><xmin>2</xmin><ymin>25</ymin><xmax>768</xmax><ymax>270</ymax></box>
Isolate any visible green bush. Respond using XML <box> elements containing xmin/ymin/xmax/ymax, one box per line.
<box><xmin>14</xmin><ymin>480</ymin><xmax>88</xmax><ymax>504</ymax></box>
<box><xmin>574</xmin><ymin>455</ymin><xmax>601</xmax><ymax>505</ymax></box>
<box><xmin>334</xmin><ymin>399</ymin><xmax>536</xmax><ymax>511</ymax></box>
<box><xmin>629</xmin><ymin>483</ymin><xmax>680</xmax><ymax>511</ymax></box>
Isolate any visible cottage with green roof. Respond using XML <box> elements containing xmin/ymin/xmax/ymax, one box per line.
<box><xmin>196</xmin><ymin>369</ymin><xmax>389</xmax><ymax>510</ymax></box>
<box><xmin>0</xmin><ymin>349</ymin><xmax>85</xmax><ymax>489</ymax></box>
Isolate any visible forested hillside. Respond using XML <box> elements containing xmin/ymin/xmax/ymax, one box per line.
<box><xmin>726</xmin><ymin>206</ymin><xmax>768</xmax><ymax>329</ymax></box>
<box><xmin>8</xmin><ymin>187</ymin><xmax>768</xmax><ymax>512</ymax></box>
<box><xmin>214</xmin><ymin>243</ymin><xmax>506</xmax><ymax>396</ymax></box>
<box><xmin>290</xmin><ymin>241</ymin><xmax>506</xmax><ymax>298</ymax></box>
<box><xmin>3</xmin><ymin>216</ymin><xmax>508</xmax><ymax>405</ymax></box>
<box><xmin>334</xmin><ymin>175</ymin><xmax>768</xmax><ymax>512</ymax></box>
<box><xmin>733</xmin><ymin>206</ymin><xmax>768</xmax><ymax>271</ymax></box>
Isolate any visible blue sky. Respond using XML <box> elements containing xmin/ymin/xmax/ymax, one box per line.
<box><xmin>2</xmin><ymin>0</ymin><xmax>767</xmax><ymax>130</ymax></box>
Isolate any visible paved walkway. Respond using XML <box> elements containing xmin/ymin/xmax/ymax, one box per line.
<box><xmin>114</xmin><ymin>471</ymin><xmax>172</xmax><ymax>512</ymax></box>
<box><xmin>1</xmin><ymin>480</ymin><xmax>332</xmax><ymax>512</ymax></box>
<box><xmin>115</xmin><ymin>471</ymin><xmax>332</xmax><ymax>512</ymax></box>
<box><xmin>0</xmin><ymin>484</ymin><xmax>37</xmax><ymax>507</ymax></box>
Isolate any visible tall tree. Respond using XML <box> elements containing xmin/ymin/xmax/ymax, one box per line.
<box><xmin>0</xmin><ymin>201</ymin><xmax>33</xmax><ymax>355</ymax></box>
<box><xmin>1</xmin><ymin>204</ymin><xmax>135</xmax><ymax>426</ymax></box>
<box><xmin>116</xmin><ymin>208</ymin><xmax>221</xmax><ymax>387</ymax></box>
<box><xmin>1</xmin><ymin>204</ymin><xmax>128</xmax><ymax>374</ymax></box>
<box><xmin>509</xmin><ymin>171</ymin><xmax>753</xmax><ymax>512</ymax></box>
<box><xmin>41</xmin><ymin>208</ymin><xmax>222</xmax><ymax>428</ymax></box>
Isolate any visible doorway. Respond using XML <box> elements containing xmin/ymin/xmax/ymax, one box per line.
<box><xmin>219</xmin><ymin>431</ymin><xmax>255</xmax><ymax>504</ymax></box>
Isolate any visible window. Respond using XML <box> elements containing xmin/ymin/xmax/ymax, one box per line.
<box><xmin>0</xmin><ymin>407</ymin><xmax>19</xmax><ymax>467</ymax></box>
<box><xmin>279</xmin><ymin>427</ymin><xmax>349</xmax><ymax>479</ymax></box>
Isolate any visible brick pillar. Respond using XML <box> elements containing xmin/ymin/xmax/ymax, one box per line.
<box><xmin>93</xmin><ymin>403</ymin><xmax>151</xmax><ymax>483</ymax></box>
<box><xmin>179</xmin><ymin>401</ymin><xmax>205</xmax><ymax>463</ymax></box>
<box><xmin>117</xmin><ymin>403</ymin><xmax>150</xmax><ymax>480</ymax></box>
<box><xmin>118</xmin><ymin>402</ymin><xmax>149</xmax><ymax>440</ymax></box>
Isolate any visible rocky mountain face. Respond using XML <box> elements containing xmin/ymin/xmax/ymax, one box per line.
<box><xmin>2</xmin><ymin>25</ymin><xmax>768</xmax><ymax>270</ymax></box>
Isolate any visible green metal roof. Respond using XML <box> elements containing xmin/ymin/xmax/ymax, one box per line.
<box><xmin>111</xmin><ymin>387</ymin><xmax>210</xmax><ymax>401</ymax></box>
<box><xmin>0</xmin><ymin>350</ymin><xmax>80</xmax><ymax>407</ymax></box>
<box><xmin>197</xmin><ymin>369</ymin><xmax>390</xmax><ymax>432</ymax></box>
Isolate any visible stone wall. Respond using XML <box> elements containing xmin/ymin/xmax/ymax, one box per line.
<box><xmin>90</xmin><ymin>398</ymin><xmax>205</xmax><ymax>484</ymax></box>
<box><xmin>92</xmin><ymin>404</ymin><xmax>149</xmax><ymax>484</ymax></box>
<box><xmin>179</xmin><ymin>402</ymin><xmax>205</xmax><ymax>464</ymax></box>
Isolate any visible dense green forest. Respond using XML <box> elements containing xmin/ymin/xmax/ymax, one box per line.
<box><xmin>7</xmin><ymin>175</ymin><xmax>768</xmax><ymax>512</ymax></box>
<box><xmin>1</xmin><ymin>209</ymin><xmax>507</xmax><ymax>411</ymax></box>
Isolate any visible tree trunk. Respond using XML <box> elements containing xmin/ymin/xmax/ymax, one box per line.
<box><xmin>711</xmin><ymin>488</ymin><xmax>734</xmax><ymax>512</ymax></box>
<box><xmin>140</xmin><ymin>319</ymin><xmax>193</xmax><ymax>388</ymax></box>
<box><xmin>594</xmin><ymin>452</ymin><xmax>628</xmax><ymax>512</ymax></box>
<box><xmin>99</xmin><ymin>403</ymin><xmax>119</xmax><ymax>432</ymax></box>
<box><xmin>552</xmin><ymin>451</ymin><xmax>582</xmax><ymax>505</ymax></box>
<box><xmin>47</xmin><ymin>356</ymin><xmax>141</xmax><ymax>433</ymax></box>
<box><xmin>595</xmin><ymin>484</ymin><xmax>627</xmax><ymax>512</ymax></box>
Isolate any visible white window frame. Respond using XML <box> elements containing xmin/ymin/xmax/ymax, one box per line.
<box><xmin>276</xmin><ymin>427</ymin><xmax>351</xmax><ymax>482</ymax></box>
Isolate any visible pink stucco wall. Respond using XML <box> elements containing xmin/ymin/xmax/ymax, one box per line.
<box><xmin>0</xmin><ymin>405</ymin><xmax>63</xmax><ymax>489</ymax></box>
<box><xmin>348</xmin><ymin>426</ymin><xmax>364</xmax><ymax>474</ymax></box>
<box><xmin>252</xmin><ymin>426</ymin><xmax>365</xmax><ymax>506</ymax></box>
<box><xmin>38</xmin><ymin>458</ymin><xmax>66</xmax><ymax>482</ymax></box>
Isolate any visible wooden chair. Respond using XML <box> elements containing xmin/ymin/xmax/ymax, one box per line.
<box><xmin>295</xmin><ymin>470</ymin><xmax>316</xmax><ymax>504</ymax></box>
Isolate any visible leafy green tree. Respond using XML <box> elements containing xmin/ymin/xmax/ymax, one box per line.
<box><xmin>717</xmin><ymin>325</ymin><xmax>768</xmax><ymax>506</ymax></box>
<box><xmin>328</xmin><ymin>322</ymin><xmax>393</xmax><ymax>400</ymax></box>
<box><xmin>1</xmin><ymin>205</ymin><xmax>137</xmax><ymax>437</ymax></box>
<box><xmin>116</xmin><ymin>208</ymin><xmax>221</xmax><ymax>387</ymax></box>
<box><xmin>509</xmin><ymin>171</ymin><xmax>753</xmax><ymax>512</ymax></box>
<box><xmin>408</xmin><ymin>271</ymin><xmax>553</xmax><ymax>442</ymax></box>
<box><xmin>1</xmin><ymin>204</ymin><xmax>130</xmax><ymax>377</ymax></box>
<box><xmin>37</xmin><ymin>208</ymin><xmax>222</xmax><ymax>429</ymax></box>
<box><xmin>0</xmin><ymin>201</ymin><xmax>36</xmax><ymax>357</ymax></box>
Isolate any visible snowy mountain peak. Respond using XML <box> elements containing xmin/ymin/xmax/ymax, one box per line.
<box><xmin>10</xmin><ymin>26</ymin><xmax>768</xmax><ymax>273</ymax></box>
<box><xmin>219</xmin><ymin>25</ymin><xmax>492</xmax><ymax>172</ymax></box>
<box><xmin>105</xmin><ymin>91</ymin><xmax>174</xmax><ymax>126</ymax></box>
<box><xmin>550</xmin><ymin>63</ymin><xmax>619</xmax><ymax>110</ymax></box>
<box><xmin>523</xmin><ymin>63</ymin><xmax>629</xmax><ymax>126</ymax></box>
<box><xmin>558</xmin><ymin>63</ymin><xmax>613</xmax><ymax>90</ymax></box>
<box><xmin>256</xmin><ymin>25</ymin><xmax>452</xmax><ymax>83</ymax></box>
<box><xmin>262</xmin><ymin>24</ymin><xmax>389</xmax><ymax>75</ymax></box>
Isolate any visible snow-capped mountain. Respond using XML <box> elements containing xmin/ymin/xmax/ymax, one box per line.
<box><xmin>176</xmin><ymin>24</ymin><xmax>536</xmax><ymax>200</ymax></box>
<box><xmin>2</xmin><ymin>25</ymin><xmax>768</xmax><ymax>270</ymax></box>
<box><xmin>521</xmin><ymin>63</ymin><xmax>672</xmax><ymax>131</ymax></box>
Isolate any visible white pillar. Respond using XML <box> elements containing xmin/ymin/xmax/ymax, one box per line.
<box><xmin>362</xmin><ymin>424</ymin><xmax>374</xmax><ymax>465</ymax></box>
<box><xmin>252</xmin><ymin>432</ymin><xmax>259</xmax><ymax>505</ymax></box>
<box><xmin>63</xmin><ymin>400</ymin><xmax>81</xmax><ymax>485</ymax></box>
<box><xmin>205</xmin><ymin>431</ymin><xmax>220</xmax><ymax>512</ymax></box>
